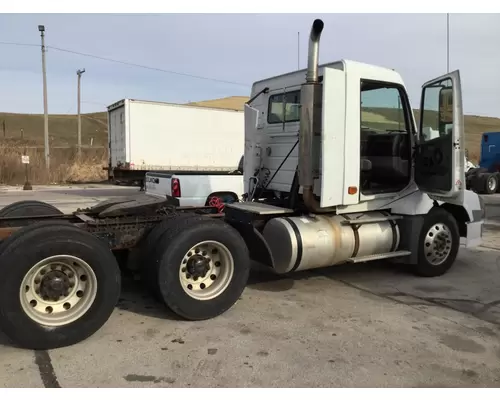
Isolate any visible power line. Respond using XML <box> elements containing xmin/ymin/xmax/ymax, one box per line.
<box><xmin>0</xmin><ymin>41</ymin><xmax>39</xmax><ymax>48</ymax></box>
<box><xmin>0</xmin><ymin>41</ymin><xmax>250</xmax><ymax>88</ymax></box>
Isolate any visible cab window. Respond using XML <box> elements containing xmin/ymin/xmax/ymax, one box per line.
<box><xmin>267</xmin><ymin>90</ymin><xmax>301</xmax><ymax>124</ymax></box>
<box><xmin>360</xmin><ymin>81</ymin><xmax>413</xmax><ymax>195</ymax></box>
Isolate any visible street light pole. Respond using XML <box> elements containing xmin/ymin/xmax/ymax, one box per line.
<box><xmin>38</xmin><ymin>24</ymin><xmax>49</xmax><ymax>170</ymax></box>
<box><xmin>77</xmin><ymin>68</ymin><xmax>85</xmax><ymax>159</ymax></box>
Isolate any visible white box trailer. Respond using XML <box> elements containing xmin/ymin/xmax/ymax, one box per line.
<box><xmin>106</xmin><ymin>98</ymin><xmax>244</xmax><ymax>185</ymax></box>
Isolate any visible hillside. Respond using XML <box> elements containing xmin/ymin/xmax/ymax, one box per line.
<box><xmin>1</xmin><ymin>95</ymin><xmax>499</xmax><ymax>162</ymax></box>
<box><xmin>0</xmin><ymin>111</ymin><xmax>108</xmax><ymax>147</ymax></box>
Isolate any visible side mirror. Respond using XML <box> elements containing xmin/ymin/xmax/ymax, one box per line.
<box><xmin>438</xmin><ymin>87</ymin><xmax>453</xmax><ymax>126</ymax></box>
<box><xmin>360</xmin><ymin>158</ymin><xmax>372</xmax><ymax>172</ymax></box>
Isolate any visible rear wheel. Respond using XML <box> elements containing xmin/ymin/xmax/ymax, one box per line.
<box><xmin>0</xmin><ymin>222</ymin><xmax>121</xmax><ymax>350</ymax></box>
<box><xmin>138</xmin><ymin>213</ymin><xmax>205</xmax><ymax>300</ymax></box>
<box><xmin>156</xmin><ymin>217</ymin><xmax>249</xmax><ymax>320</ymax></box>
<box><xmin>412</xmin><ymin>207</ymin><xmax>460</xmax><ymax>277</ymax></box>
<box><xmin>485</xmin><ymin>174</ymin><xmax>498</xmax><ymax>194</ymax></box>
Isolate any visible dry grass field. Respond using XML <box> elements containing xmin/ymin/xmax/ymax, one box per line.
<box><xmin>0</xmin><ymin>140</ymin><xmax>108</xmax><ymax>185</ymax></box>
<box><xmin>1</xmin><ymin>95</ymin><xmax>499</xmax><ymax>185</ymax></box>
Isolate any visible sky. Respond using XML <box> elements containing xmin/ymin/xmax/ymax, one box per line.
<box><xmin>0</xmin><ymin>13</ymin><xmax>499</xmax><ymax>117</ymax></box>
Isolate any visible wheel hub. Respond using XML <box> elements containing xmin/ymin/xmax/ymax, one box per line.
<box><xmin>186</xmin><ymin>255</ymin><xmax>210</xmax><ymax>278</ymax></box>
<box><xmin>179</xmin><ymin>241</ymin><xmax>234</xmax><ymax>301</ymax></box>
<box><xmin>424</xmin><ymin>223</ymin><xmax>452</xmax><ymax>266</ymax></box>
<box><xmin>20</xmin><ymin>255</ymin><xmax>98</xmax><ymax>327</ymax></box>
<box><xmin>489</xmin><ymin>178</ymin><xmax>496</xmax><ymax>191</ymax></box>
<box><xmin>40</xmin><ymin>270</ymin><xmax>71</xmax><ymax>301</ymax></box>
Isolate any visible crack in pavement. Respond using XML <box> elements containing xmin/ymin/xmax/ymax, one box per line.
<box><xmin>336</xmin><ymin>279</ymin><xmax>500</xmax><ymax>328</ymax></box>
<box><xmin>34</xmin><ymin>350</ymin><xmax>61</xmax><ymax>388</ymax></box>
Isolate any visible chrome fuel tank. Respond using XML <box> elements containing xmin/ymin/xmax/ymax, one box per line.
<box><xmin>262</xmin><ymin>211</ymin><xmax>399</xmax><ymax>274</ymax></box>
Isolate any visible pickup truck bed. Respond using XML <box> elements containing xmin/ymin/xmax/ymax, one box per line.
<box><xmin>144</xmin><ymin>171</ymin><xmax>244</xmax><ymax>210</ymax></box>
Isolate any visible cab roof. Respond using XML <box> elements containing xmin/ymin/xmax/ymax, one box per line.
<box><xmin>251</xmin><ymin>59</ymin><xmax>405</xmax><ymax>96</ymax></box>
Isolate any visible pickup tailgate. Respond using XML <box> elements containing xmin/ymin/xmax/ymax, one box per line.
<box><xmin>144</xmin><ymin>172</ymin><xmax>172</xmax><ymax>198</ymax></box>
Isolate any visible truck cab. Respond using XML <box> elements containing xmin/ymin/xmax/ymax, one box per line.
<box><xmin>232</xmin><ymin>18</ymin><xmax>483</xmax><ymax>276</ymax></box>
<box><xmin>244</xmin><ymin>60</ymin><xmax>468</xmax><ymax>211</ymax></box>
<box><xmin>479</xmin><ymin>132</ymin><xmax>500</xmax><ymax>172</ymax></box>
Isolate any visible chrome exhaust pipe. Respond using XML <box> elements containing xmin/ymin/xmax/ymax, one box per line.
<box><xmin>306</xmin><ymin>19</ymin><xmax>324</xmax><ymax>84</ymax></box>
<box><xmin>299</xmin><ymin>19</ymin><xmax>332</xmax><ymax>213</ymax></box>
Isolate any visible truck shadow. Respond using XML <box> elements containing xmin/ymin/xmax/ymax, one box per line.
<box><xmin>115</xmin><ymin>273</ymin><xmax>180</xmax><ymax>321</ymax></box>
<box><xmin>114</xmin><ymin>261</ymin><xmax>405</xmax><ymax>320</ymax></box>
<box><xmin>0</xmin><ymin>331</ymin><xmax>12</xmax><ymax>347</ymax></box>
<box><xmin>116</xmin><ymin>254</ymin><xmax>500</xmax><ymax>328</ymax></box>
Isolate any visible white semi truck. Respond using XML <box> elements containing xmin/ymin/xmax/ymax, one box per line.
<box><xmin>105</xmin><ymin>98</ymin><xmax>244</xmax><ymax>187</ymax></box>
<box><xmin>0</xmin><ymin>18</ymin><xmax>484</xmax><ymax>350</ymax></box>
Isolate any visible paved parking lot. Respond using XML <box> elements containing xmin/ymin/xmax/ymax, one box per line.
<box><xmin>1</xmin><ymin>187</ymin><xmax>500</xmax><ymax>388</ymax></box>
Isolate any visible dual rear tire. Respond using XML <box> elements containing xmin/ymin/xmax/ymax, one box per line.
<box><xmin>0</xmin><ymin>221</ymin><xmax>121</xmax><ymax>350</ymax></box>
<box><xmin>0</xmin><ymin>200</ymin><xmax>249</xmax><ymax>350</ymax></box>
<box><xmin>139</xmin><ymin>214</ymin><xmax>250</xmax><ymax>320</ymax></box>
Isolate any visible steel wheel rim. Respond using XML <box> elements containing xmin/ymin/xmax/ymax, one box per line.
<box><xmin>423</xmin><ymin>223</ymin><xmax>453</xmax><ymax>266</ymax></box>
<box><xmin>489</xmin><ymin>177</ymin><xmax>496</xmax><ymax>191</ymax></box>
<box><xmin>179</xmin><ymin>240</ymin><xmax>234</xmax><ymax>301</ymax></box>
<box><xmin>20</xmin><ymin>255</ymin><xmax>98</xmax><ymax>326</ymax></box>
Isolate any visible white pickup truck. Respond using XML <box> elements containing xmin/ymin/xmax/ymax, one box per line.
<box><xmin>144</xmin><ymin>171</ymin><xmax>244</xmax><ymax>212</ymax></box>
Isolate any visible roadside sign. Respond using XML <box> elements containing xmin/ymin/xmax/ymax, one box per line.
<box><xmin>21</xmin><ymin>155</ymin><xmax>30</xmax><ymax>164</ymax></box>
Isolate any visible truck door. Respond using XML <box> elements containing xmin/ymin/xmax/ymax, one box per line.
<box><xmin>414</xmin><ymin>70</ymin><xmax>465</xmax><ymax>206</ymax></box>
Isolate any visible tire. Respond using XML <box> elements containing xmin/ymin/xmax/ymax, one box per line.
<box><xmin>0</xmin><ymin>221</ymin><xmax>121</xmax><ymax>350</ymax></box>
<box><xmin>495</xmin><ymin>174</ymin><xmax>500</xmax><ymax>193</ymax></box>
<box><xmin>412</xmin><ymin>207</ymin><xmax>460</xmax><ymax>278</ymax></box>
<box><xmin>472</xmin><ymin>173</ymin><xmax>485</xmax><ymax>194</ymax></box>
<box><xmin>138</xmin><ymin>212</ymin><xmax>205</xmax><ymax>300</ymax></box>
<box><xmin>0</xmin><ymin>200</ymin><xmax>63</xmax><ymax>227</ymax></box>
<box><xmin>485</xmin><ymin>174</ymin><xmax>498</xmax><ymax>194</ymax></box>
<box><xmin>156</xmin><ymin>217</ymin><xmax>250</xmax><ymax>320</ymax></box>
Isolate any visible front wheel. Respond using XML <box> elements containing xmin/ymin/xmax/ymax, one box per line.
<box><xmin>412</xmin><ymin>207</ymin><xmax>460</xmax><ymax>277</ymax></box>
<box><xmin>156</xmin><ymin>217</ymin><xmax>250</xmax><ymax>320</ymax></box>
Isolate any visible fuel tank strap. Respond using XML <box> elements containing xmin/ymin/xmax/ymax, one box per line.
<box><xmin>341</xmin><ymin>214</ymin><xmax>360</xmax><ymax>258</ymax></box>
<box><xmin>283</xmin><ymin>217</ymin><xmax>303</xmax><ymax>273</ymax></box>
<box><xmin>381</xmin><ymin>210</ymin><xmax>399</xmax><ymax>252</ymax></box>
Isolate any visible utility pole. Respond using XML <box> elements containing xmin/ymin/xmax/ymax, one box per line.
<box><xmin>38</xmin><ymin>25</ymin><xmax>50</xmax><ymax>170</ymax></box>
<box><xmin>77</xmin><ymin>68</ymin><xmax>85</xmax><ymax>159</ymax></box>
<box><xmin>297</xmin><ymin>31</ymin><xmax>300</xmax><ymax>70</ymax></box>
<box><xmin>446</xmin><ymin>13</ymin><xmax>450</xmax><ymax>73</ymax></box>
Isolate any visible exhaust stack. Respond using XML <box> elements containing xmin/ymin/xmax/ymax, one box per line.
<box><xmin>306</xmin><ymin>19</ymin><xmax>324</xmax><ymax>84</ymax></box>
<box><xmin>299</xmin><ymin>19</ymin><xmax>330</xmax><ymax>212</ymax></box>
